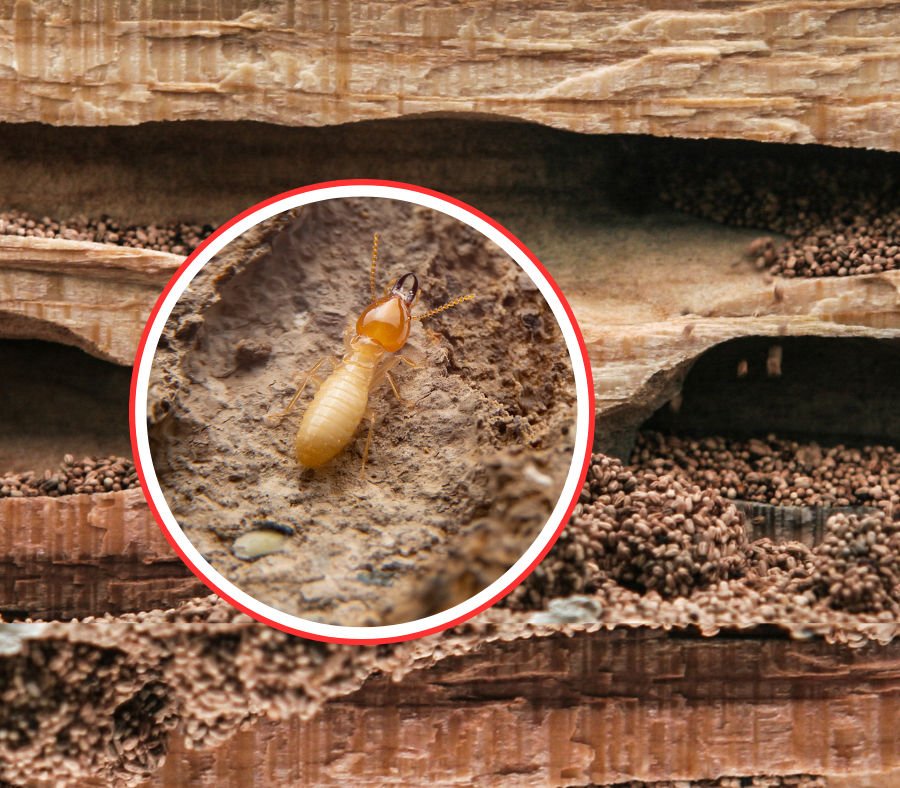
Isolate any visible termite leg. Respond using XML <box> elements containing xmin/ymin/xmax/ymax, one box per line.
<box><xmin>385</xmin><ymin>371</ymin><xmax>414</xmax><ymax>406</ymax></box>
<box><xmin>423</xmin><ymin>325</ymin><xmax>444</xmax><ymax>344</ymax></box>
<box><xmin>370</xmin><ymin>357</ymin><xmax>402</xmax><ymax>393</ymax></box>
<box><xmin>360</xmin><ymin>406</ymin><xmax>376</xmax><ymax>480</ymax></box>
<box><xmin>370</xmin><ymin>354</ymin><xmax>424</xmax><ymax>404</ymax></box>
<box><xmin>369</xmin><ymin>356</ymin><xmax>397</xmax><ymax>392</ymax></box>
<box><xmin>281</xmin><ymin>356</ymin><xmax>338</xmax><ymax>416</ymax></box>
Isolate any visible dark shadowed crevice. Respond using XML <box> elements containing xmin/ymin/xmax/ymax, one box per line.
<box><xmin>644</xmin><ymin>336</ymin><xmax>900</xmax><ymax>446</ymax></box>
<box><xmin>0</xmin><ymin>338</ymin><xmax>133</xmax><ymax>474</ymax></box>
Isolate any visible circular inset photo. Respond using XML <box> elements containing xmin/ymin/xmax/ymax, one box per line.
<box><xmin>132</xmin><ymin>181</ymin><xmax>592</xmax><ymax>642</ymax></box>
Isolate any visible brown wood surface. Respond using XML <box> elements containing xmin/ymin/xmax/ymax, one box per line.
<box><xmin>138</xmin><ymin>628</ymin><xmax>900</xmax><ymax>788</ymax></box>
<box><xmin>0</xmin><ymin>489</ymin><xmax>198</xmax><ymax>620</ymax></box>
<box><xmin>0</xmin><ymin>237</ymin><xmax>180</xmax><ymax>365</ymax></box>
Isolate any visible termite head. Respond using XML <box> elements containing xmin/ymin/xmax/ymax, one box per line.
<box><xmin>356</xmin><ymin>273</ymin><xmax>418</xmax><ymax>352</ymax></box>
<box><xmin>390</xmin><ymin>273</ymin><xmax>419</xmax><ymax>305</ymax></box>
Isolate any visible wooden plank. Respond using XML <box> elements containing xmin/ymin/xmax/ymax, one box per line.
<box><xmin>0</xmin><ymin>3</ymin><xmax>899</xmax><ymax>151</ymax></box>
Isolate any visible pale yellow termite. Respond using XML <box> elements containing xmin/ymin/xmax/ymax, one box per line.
<box><xmin>278</xmin><ymin>234</ymin><xmax>474</xmax><ymax>477</ymax></box>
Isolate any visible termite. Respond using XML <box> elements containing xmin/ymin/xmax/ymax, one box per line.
<box><xmin>276</xmin><ymin>234</ymin><xmax>474</xmax><ymax>478</ymax></box>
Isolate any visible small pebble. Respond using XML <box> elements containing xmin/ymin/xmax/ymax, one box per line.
<box><xmin>232</xmin><ymin>530</ymin><xmax>289</xmax><ymax>561</ymax></box>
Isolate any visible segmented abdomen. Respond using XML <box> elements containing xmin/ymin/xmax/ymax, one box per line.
<box><xmin>295</xmin><ymin>358</ymin><xmax>374</xmax><ymax>468</ymax></box>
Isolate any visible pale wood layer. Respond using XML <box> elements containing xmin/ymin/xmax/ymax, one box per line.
<box><xmin>534</xmin><ymin>214</ymin><xmax>900</xmax><ymax>456</ymax></box>
<box><xmin>1</xmin><ymin>2</ymin><xmax>899</xmax><ymax>150</ymax></box>
<box><xmin>0</xmin><ymin>236</ymin><xmax>182</xmax><ymax>364</ymax></box>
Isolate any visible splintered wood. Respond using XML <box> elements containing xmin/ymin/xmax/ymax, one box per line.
<box><xmin>0</xmin><ymin>2</ymin><xmax>899</xmax><ymax>151</ymax></box>
<box><xmin>542</xmin><ymin>223</ymin><xmax>900</xmax><ymax>460</ymax></box>
<box><xmin>0</xmin><ymin>236</ymin><xmax>181</xmax><ymax>364</ymax></box>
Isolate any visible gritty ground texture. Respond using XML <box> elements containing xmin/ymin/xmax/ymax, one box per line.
<box><xmin>148</xmin><ymin>198</ymin><xmax>576</xmax><ymax>626</ymax></box>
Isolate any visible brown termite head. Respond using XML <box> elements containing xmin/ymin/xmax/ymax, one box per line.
<box><xmin>356</xmin><ymin>273</ymin><xmax>419</xmax><ymax>353</ymax></box>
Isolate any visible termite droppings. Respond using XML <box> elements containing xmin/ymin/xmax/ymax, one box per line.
<box><xmin>506</xmin><ymin>432</ymin><xmax>900</xmax><ymax>627</ymax></box>
<box><xmin>657</xmin><ymin>145</ymin><xmax>900</xmax><ymax>281</ymax></box>
<box><xmin>0</xmin><ymin>208</ymin><xmax>216</xmax><ymax>254</ymax></box>
<box><xmin>629</xmin><ymin>431</ymin><xmax>900</xmax><ymax>510</ymax></box>
<box><xmin>0</xmin><ymin>455</ymin><xmax>138</xmax><ymax>498</ymax></box>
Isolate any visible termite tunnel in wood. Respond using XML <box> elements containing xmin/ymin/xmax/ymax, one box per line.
<box><xmin>628</xmin><ymin>336</ymin><xmax>900</xmax><ymax>545</ymax></box>
<box><xmin>645</xmin><ymin>336</ymin><xmax>900</xmax><ymax>446</ymax></box>
<box><xmin>0</xmin><ymin>338</ymin><xmax>133</xmax><ymax>474</ymax></box>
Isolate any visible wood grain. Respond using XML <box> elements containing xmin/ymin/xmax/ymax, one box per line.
<box><xmin>0</xmin><ymin>236</ymin><xmax>181</xmax><ymax>364</ymax></box>
<box><xmin>142</xmin><ymin>628</ymin><xmax>900</xmax><ymax>787</ymax></box>
<box><xmin>1</xmin><ymin>2</ymin><xmax>899</xmax><ymax>150</ymax></box>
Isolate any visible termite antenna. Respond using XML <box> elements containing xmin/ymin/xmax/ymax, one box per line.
<box><xmin>412</xmin><ymin>294</ymin><xmax>476</xmax><ymax>320</ymax></box>
<box><xmin>369</xmin><ymin>233</ymin><xmax>378</xmax><ymax>301</ymax></box>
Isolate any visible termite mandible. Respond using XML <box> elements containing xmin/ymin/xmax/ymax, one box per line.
<box><xmin>276</xmin><ymin>233</ymin><xmax>474</xmax><ymax>478</ymax></box>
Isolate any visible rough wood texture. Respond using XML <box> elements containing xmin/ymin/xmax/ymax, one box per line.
<box><xmin>4</xmin><ymin>128</ymin><xmax>900</xmax><ymax>619</ymax></box>
<box><xmin>0</xmin><ymin>489</ymin><xmax>199</xmax><ymax>620</ymax></box>
<box><xmin>535</xmin><ymin>215</ymin><xmax>900</xmax><ymax>459</ymax></box>
<box><xmin>54</xmin><ymin>626</ymin><xmax>900</xmax><ymax>788</ymax></box>
<box><xmin>0</xmin><ymin>236</ymin><xmax>181</xmax><ymax>364</ymax></box>
<box><xmin>1</xmin><ymin>488</ymin><xmax>168</xmax><ymax>563</ymax></box>
<box><xmin>2</xmin><ymin>2</ymin><xmax>900</xmax><ymax>151</ymax></box>
<box><xmin>198</xmin><ymin>635</ymin><xmax>900</xmax><ymax>788</ymax></box>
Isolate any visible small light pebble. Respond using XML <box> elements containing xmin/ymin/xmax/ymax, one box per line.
<box><xmin>232</xmin><ymin>530</ymin><xmax>289</xmax><ymax>561</ymax></box>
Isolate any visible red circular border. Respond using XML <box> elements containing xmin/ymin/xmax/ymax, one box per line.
<box><xmin>130</xmin><ymin>180</ymin><xmax>595</xmax><ymax>644</ymax></box>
